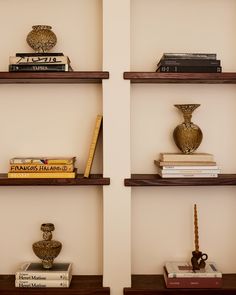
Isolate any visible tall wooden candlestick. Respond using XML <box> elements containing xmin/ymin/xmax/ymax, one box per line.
<box><xmin>194</xmin><ymin>204</ymin><xmax>199</xmax><ymax>252</ymax></box>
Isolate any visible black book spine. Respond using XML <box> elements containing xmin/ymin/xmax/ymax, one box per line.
<box><xmin>157</xmin><ymin>59</ymin><xmax>221</xmax><ymax>67</ymax></box>
<box><xmin>15</xmin><ymin>52</ymin><xmax>64</xmax><ymax>57</ymax></box>
<box><xmin>9</xmin><ymin>64</ymin><xmax>67</xmax><ymax>72</ymax></box>
<box><xmin>157</xmin><ymin>66</ymin><xmax>222</xmax><ymax>73</ymax></box>
<box><xmin>162</xmin><ymin>53</ymin><xmax>217</xmax><ymax>60</ymax></box>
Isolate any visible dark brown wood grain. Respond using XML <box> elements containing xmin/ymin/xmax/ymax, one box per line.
<box><xmin>123</xmin><ymin>72</ymin><xmax>236</xmax><ymax>83</ymax></box>
<box><xmin>0</xmin><ymin>174</ymin><xmax>110</xmax><ymax>186</ymax></box>
<box><xmin>0</xmin><ymin>71</ymin><xmax>109</xmax><ymax>84</ymax></box>
<box><xmin>0</xmin><ymin>275</ymin><xmax>110</xmax><ymax>294</ymax></box>
<box><xmin>124</xmin><ymin>274</ymin><xmax>236</xmax><ymax>295</ymax></box>
<box><xmin>124</xmin><ymin>174</ymin><xmax>236</xmax><ymax>186</ymax></box>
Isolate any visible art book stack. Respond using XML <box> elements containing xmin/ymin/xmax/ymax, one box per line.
<box><xmin>156</xmin><ymin>53</ymin><xmax>222</xmax><ymax>73</ymax></box>
<box><xmin>155</xmin><ymin>153</ymin><xmax>220</xmax><ymax>178</ymax></box>
<box><xmin>9</xmin><ymin>52</ymin><xmax>73</xmax><ymax>72</ymax></box>
<box><xmin>15</xmin><ymin>262</ymin><xmax>72</xmax><ymax>288</ymax></box>
<box><xmin>164</xmin><ymin>261</ymin><xmax>222</xmax><ymax>288</ymax></box>
<box><xmin>8</xmin><ymin>157</ymin><xmax>77</xmax><ymax>178</ymax></box>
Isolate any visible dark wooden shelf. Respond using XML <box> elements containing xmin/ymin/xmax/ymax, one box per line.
<box><xmin>124</xmin><ymin>274</ymin><xmax>236</xmax><ymax>295</ymax></box>
<box><xmin>0</xmin><ymin>174</ymin><xmax>110</xmax><ymax>186</ymax></box>
<box><xmin>123</xmin><ymin>72</ymin><xmax>236</xmax><ymax>84</ymax></box>
<box><xmin>0</xmin><ymin>71</ymin><xmax>109</xmax><ymax>84</ymax></box>
<box><xmin>0</xmin><ymin>275</ymin><xmax>110</xmax><ymax>295</ymax></box>
<box><xmin>124</xmin><ymin>174</ymin><xmax>236</xmax><ymax>186</ymax></box>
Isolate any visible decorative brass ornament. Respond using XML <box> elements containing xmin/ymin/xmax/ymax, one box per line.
<box><xmin>26</xmin><ymin>25</ymin><xmax>57</xmax><ymax>53</ymax></box>
<box><xmin>191</xmin><ymin>204</ymin><xmax>208</xmax><ymax>271</ymax></box>
<box><xmin>173</xmin><ymin>104</ymin><xmax>203</xmax><ymax>154</ymax></box>
<box><xmin>32</xmin><ymin>223</ymin><xmax>62</xmax><ymax>269</ymax></box>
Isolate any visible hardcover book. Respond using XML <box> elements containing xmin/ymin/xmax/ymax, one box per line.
<box><xmin>155</xmin><ymin>160</ymin><xmax>217</xmax><ymax>167</ymax></box>
<box><xmin>15</xmin><ymin>278</ymin><xmax>71</xmax><ymax>288</ymax></box>
<box><xmin>157</xmin><ymin>65</ymin><xmax>222</xmax><ymax>73</ymax></box>
<box><xmin>159</xmin><ymin>153</ymin><xmax>214</xmax><ymax>162</ymax></box>
<box><xmin>161</xmin><ymin>53</ymin><xmax>217</xmax><ymax>60</ymax></box>
<box><xmin>165</xmin><ymin>261</ymin><xmax>222</xmax><ymax>278</ymax></box>
<box><xmin>8</xmin><ymin>170</ymin><xmax>76</xmax><ymax>179</ymax></box>
<box><xmin>163</xmin><ymin>268</ymin><xmax>222</xmax><ymax>289</ymax></box>
<box><xmin>15</xmin><ymin>52</ymin><xmax>64</xmax><ymax>57</ymax></box>
<box><xmin>9</xmin><ymin>164</ymin><xmax>74</xmax><ymax>173</ymax></box>
<box><xmin>15</xmin><ymin>262</ymin><xmax>72</xmax><ymax>280</ymax></box>
<box><xmin>10</xmin><ymin>157</ymin><xmax>76</xmax><ymax>165</ymax></box>
<box><xmin>10</xmin><ymin>55</ymin><xmax>70</xmax><ymax>65</ymax></box>
<box><xmin>9</xmin><ymin>64</ymin><xmax>69</xmax><ymax>72</ymax></box>
<box><xmin>84</xmin><ymin>115</ymin><xmax>103</xmax><ymax>178</ymax></box>
<box><xmin>157</xmin><ymin>59</ymin><xmax>221</xmax><ymax>67</ymax></box>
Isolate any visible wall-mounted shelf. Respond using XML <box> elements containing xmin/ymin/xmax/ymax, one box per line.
<box><xmin>0</xmin><ymin>174</ymin><xmax>110</xmax><ymax>186</ymax></box>
<box><xmin>0</xmin><ymin>71</ymin><xmax>109</xmax><ymax>84</ymax></box>
<box><xmin>123</xmin><ymin>274</ymin><xmax>236</xmax><ymax>295</ymax></box>
<box><xmin>123</xmin><ymin>72</ymin><xmax>236</xmax><ymax>84</ymax></box>
<box><xmin>0</xmin><ymin>275</ymin><xmax>110</xmax><ymax>295</ymax></box>
<box><xmin>124</xmin><ymin>174</ymin><xmax>236</xmax><ymax>186</ymax></box>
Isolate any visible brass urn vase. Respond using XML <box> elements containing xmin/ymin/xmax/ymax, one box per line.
<box><xmin>26</xmin><ymin>25</ymin><xmax>57</xmax><ymax>53</ymax></box>
<box><xmin>173</xmin><ymin>104</ymin><xmax>203</xmax><ymax>154</ymax></box>
<box><xmin>32</xmin><ymin>223</ymin><xmax>62</xmax><ymax>269</ymax></box>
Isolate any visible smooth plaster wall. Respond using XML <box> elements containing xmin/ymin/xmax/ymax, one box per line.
<box><xmin>131</xmin><ymin>0</ymin><xmax>236</xmax><ymax>274</ymax></box>
<box><xmin>0</xmin><ymin>0</ymin><xmax>103</xmax><ymax>274</ymax></box>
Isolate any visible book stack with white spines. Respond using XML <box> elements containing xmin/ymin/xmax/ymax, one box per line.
<box><xmin>8</xmin><ymin>157</ymin><xmax>77</xmax><ymax>178</ymax></box>
<box><xmin>156</xmin><ymin>52</ymin><xmax>222</xmax><ymax>73</ymax></box>
<box><xmin>9</xmin><ymin>52</ymin><xmax>73</xmax><ymax>72</ymax></box>
<box><xmin>164</xmin><ymin>261</ymin><xmax>222</xmax><ymax>289</ymax></box>
<box><xmin>155</xmin><ymin>153</ymin><xmax>220</xmax><ymax>178</ymax></box>
<box><xmin>15</xmin><ymin>262</ymin><xmax>72</xmax><ymax>288</ymax></box>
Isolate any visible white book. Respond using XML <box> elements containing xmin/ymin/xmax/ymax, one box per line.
<box><xmin>9</xmin><ymin>55</ymin><xmax>70</xmax><ymax>65</ymax></box>
<box><xmin>159</xmin><ymin>169</ymin><xmax>221</xmax><ymax>174</ymax></box>
<box><xmin>15</xmin><ymin>278</ymin><xmax>71</xmax><ymax>288</ymax></box>
<box><xmin>160</xmin><ymin>153</ymin><xmax>214</xmax><ymax>162</ymax></box>
<box><xmin>165</xmin><ymin>261</ymin><xmax>222</xmax><ymax>278</ymax></box>
<box><xmin>15</xmin><ymin>262</ymin><xmax>72</xmax><ymax>280</ymax></box>
<box><xmin>158</xmin><ymin>172</ymin><xmax>218</xmax><ymax>178</ymax></box>
<box><xmin>160</xmin><ymin>165</ymin><xmax>219</xmax><ymax>170</ymax></box>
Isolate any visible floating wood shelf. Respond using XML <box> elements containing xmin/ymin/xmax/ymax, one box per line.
<box><xmin>124</xmin><ymin>174</ymin><xmax>236</xmax><ymax>186</ymax></box>
<box><xmin>0</xmin><ymin>71</ymin><xmax>109</xmax><ymax>84</ymax></box>
<box><xmin>123</xmin><ymin>72</ymin><xmax>236</xmax><ymax>84</ymax></box>
<box><xmin>124</xmin><ymin>274</ymin><xmax>236</xmax><ymax>295</ymax></box>
<box><xmin>0</xmin><ymin>174</ymin><xmax>110</xmax><ymax>186</ymax></box>
<box><xmin>0</xmin><ymin>275</ymin><xmax>110</xmax><ymax>295</ymax></box>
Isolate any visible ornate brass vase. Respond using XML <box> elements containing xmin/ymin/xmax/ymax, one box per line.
<box><xmin>32</xmin><ymin>223</ymin><xmax>62</xmax><ymax>269</ymax></box>
<box><xmin>173</xmin><ymin>104</ymin><xmax>203</xmax><ymax>154</ymax></box>
<box><xmin>26</xmin><ymin>25</ymin><xmax>57</xmax><ymax>53</ymax></box>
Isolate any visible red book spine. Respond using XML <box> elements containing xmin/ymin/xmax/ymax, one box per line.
<box><xmin>164</xmin><ymin>271</ymin><xmax>222</xmax><ymax>288</ymax></box>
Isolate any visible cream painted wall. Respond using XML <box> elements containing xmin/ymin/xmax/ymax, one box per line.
<box><xmin>131</xmin><ymin>0</ymin><xmax>236</xmax><ymax>274</ymax></box>
<box><xmin>0</xmin><ymin>0</ymin><xmax>103</xmax><ymax>275</ymax></box>
<box><xmin>1</xmin><ymin>0</ymin><xmax>236</xmax><ymax>294</ymax></box>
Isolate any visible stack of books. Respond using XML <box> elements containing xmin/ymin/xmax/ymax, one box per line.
<box><xmin>9</xmin><ymin>52</ymin><xmax>73</xmax><ymax>72</ymax></box>
<box><xmin>8</xmin><ymin>157</ymin><xmax>77</xmax><ymax>178</ymax></box>
<box><xmin>155</xmin><ymin>153</ymin><xmax>220</xmax><ymax>178</ymax></box>
<box><xmin>15</xmin><ymin>262</ymin><xmax>72</xmax><ymax>288</ymax></box>
<box><xmin>156</xmin><ymin>53</ymin><xmax>222</xmax><ymax>73</ymax></box>
<box><xmin>164</xmin><ymin>261</ymin><xmax>222</xmax><ymax>288</ymax></box>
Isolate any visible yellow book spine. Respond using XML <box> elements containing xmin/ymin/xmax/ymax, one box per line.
<box><xmin>9</xmin><ymin>164</ymin><xmax>74</xmax><ymax>172</ymax></box>
<box><xmin>84</xmin><ymin>115</ymin><xmax>102</xmax><ymax>178</ymax></box>
<box><xmin>8</xmin><ymin>171</ymin><xmax>76</xmax><ymax>178</ymax></box>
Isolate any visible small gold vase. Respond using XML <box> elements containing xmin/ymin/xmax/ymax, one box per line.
<box><xmin>26</xmin><ymin>25</ymin><xmax>57</xmax><ymax>53</ymax></box>
<box><xmin>32</xmin><ymin>223</ymin><xmax>62</xmax><ymax>269</ymax></box>
<box><xmin>173</xmin><ymin>104</ymin><xmax>203</xmax><ymax>154</ymax></box>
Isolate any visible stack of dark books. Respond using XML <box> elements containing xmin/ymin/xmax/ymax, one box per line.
<box><xmin>9</xmin><ymin>52</ymin><xmax>73</xmax><ymax>72</ymax></box>
<box><xmin>156</xmin><ymin>53</ymin><xmax>221</xmax><ymax>73</ymax></box>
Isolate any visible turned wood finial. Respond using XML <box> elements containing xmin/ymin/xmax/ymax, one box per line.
<box><xmin>194</xmin><ymin>204</ymin><xmax>199</xmax><ymax>252</ymax></box>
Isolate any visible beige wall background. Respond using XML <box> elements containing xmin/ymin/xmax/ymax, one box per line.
<box><xmin>1</xmin><ymin>0</ymin><xmax>236</xmax><ymax>294</ymax></box>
